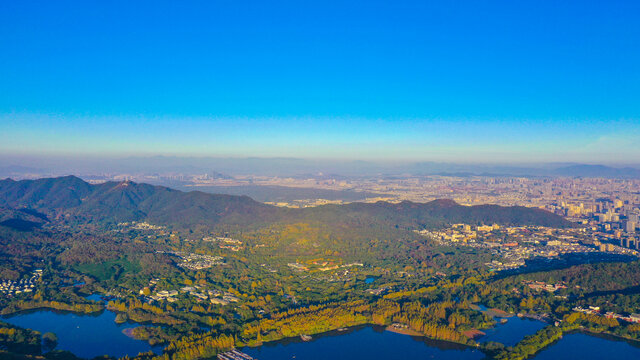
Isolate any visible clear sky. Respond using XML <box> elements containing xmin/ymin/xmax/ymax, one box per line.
<box><xmin>1</xmin><ymin>1</ymin><xmax>639</xmax><ymax>163</ymax></box>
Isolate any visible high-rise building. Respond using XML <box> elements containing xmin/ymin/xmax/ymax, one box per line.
<box><xmin>627</xmin><ymin>221</ymin><xmax>637</xmax><ymax>233</ymax></box>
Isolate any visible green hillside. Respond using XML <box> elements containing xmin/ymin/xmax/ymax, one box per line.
<box><xmin>0</xmin><ymin>176</ymin><xmax>570</xmax><ymax>231</ymax></box>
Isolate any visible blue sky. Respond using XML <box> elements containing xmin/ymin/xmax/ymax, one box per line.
<box><xmin>1</xmin><ymin>1</ymin><xmax>639</xmax><ymax>162</ymax></box>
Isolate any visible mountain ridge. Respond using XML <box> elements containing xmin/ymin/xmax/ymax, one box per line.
<box><xmin>0</xmin><ymin>176</ymin><xmax>571</xmax><ymax>230</ymax></box>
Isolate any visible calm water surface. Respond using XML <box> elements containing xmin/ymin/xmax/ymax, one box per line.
<box><xmin>243</xmin><ymin>326</ymin><xmax>484</xmax><ymax>360</ymax></box>
<box><xmin>533</xmin><ymin>332</ymin><xmax>640</xmax><ymax>359</ymax></box>
<box><xmin>478</xmin><ymin>316</ymin><xmax>547</xmax><ymax>346</ymax></box>
<box><xmin>243</xmin><ymin>326</ymin><xmax>640</xmax><ymax>360</ymax></box>
<box><xmin>473</xmin><ymin>304</ymin><xmax>640</xmax><ymax>359</ymax></box>
<box><xmin>2</xmin><ymin>303</ymin><xmax>163</xmax><ymax>359</ymax></box>
<box><xmin>474</xmin><ymin>304</ymin><xmax>547</xmax><ymax>346</ymax></box>
<box><xmin>5</xmin><ymin>299</ymin><xmax>640</xmax><ymax>360</ymax></box>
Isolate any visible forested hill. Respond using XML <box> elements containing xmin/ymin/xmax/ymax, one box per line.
<box><xmin>0</xmin><ymin>176</ymin><xmax>571</xmax><ymax>230</ymax></box>
<box><xmin>0</xmin><ymin>176</ymin><xmax>278</xmax><ymax>227</ymax></box>
<box><xmin>303</xmin><ymin>199</ymin><xmax>571</xmax><ymax>229</ymax></box>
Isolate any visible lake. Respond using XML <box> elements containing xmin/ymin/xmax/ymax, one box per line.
<box><xmin>474</xmin><ymin>304</ymin><xmax>547</xmax><ymax>346</ymax></box>
<box><xmin>243</xmin><ymin>325</ymin><xmax>484</xmax><ymax>360</ymax></box>
<box><xmin>1</xmin><ymin>304</ymin><xmax>163</xmax><ymax>359</ymax></box>
<box><xmin>4</xmin><ymin>301</ymin><xmax>640</xmax><ymax>360</ymax></box>
<box><xmin>478</xmin><ymin>316</ymin><xmax>547</xmax><ymax>346</ymax></box>
<box><xmin>534</xmin><ymin>332</ymin><xmax>640</xmax><ymax>359</ymax></box>
<box><xmin>243</xmin><ymin>325</ymin><xmax>640</xmax><ymax>360</ymax></box>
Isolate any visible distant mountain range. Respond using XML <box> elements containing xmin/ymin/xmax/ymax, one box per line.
<box><xmin>171</xmin><ymin>184</ymin><xmax>378</xmax><ymax>203</ymax></box>
<box><xmin>551</xmin><ymin>165</ymin><xmax>640</xmax><ymax>178</ymax></box>
<box><xmin>0</xmin><ymin>176</ymin><xmax>571</xmax><ymax>231</ymax></box>
<box><xmin>1</xmin><ymin>156</ymin><xmax>639</xmax><ymax>178</ymax></box>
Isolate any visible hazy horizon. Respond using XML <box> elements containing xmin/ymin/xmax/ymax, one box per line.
<box><xmin>2</xmin><ymin>153</ymin><xmax>640</xmax><ymax>180</ymax></box>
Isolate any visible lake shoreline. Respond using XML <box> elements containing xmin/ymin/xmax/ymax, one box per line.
<box><xmin>0</xmin><ymin>303</ymin><xmax>104</xmax><ymax>317</ymax></box>
<box><xmin>242</xmin><ymin>322</ymin><xmax>475</xmax><ymax>352</ymax></box>
<box><xmin>576</xmin><ymin>328</ymin><xmax>640</xmax><ymax>346</ymax></box>
<box><xmin>242</xmin><ymin>325</ymin><xmax>484</xmax><ymax>360</ymax></box>
<box><xmin>385</xmin><ymin>324</ymin><xmax>424</xmax><ymax>336</ymax></box>
<box><xmin>1</xmin><ymin>306</ymin><xmax>164</xmax><ymax>359</ymax></box>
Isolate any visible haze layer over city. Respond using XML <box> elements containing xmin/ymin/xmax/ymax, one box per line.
<box><xmin>1</xmin><ymin>1</ymin><xmax>640</xmax><ymax>360</ymax></box>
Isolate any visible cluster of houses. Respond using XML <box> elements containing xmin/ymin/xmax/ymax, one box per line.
<box><xmin>203</xmin><ymin>237</ymin><xmax>244</xmax><ymax>252</ymax></box>
<box><xmin>421</xmin><ymin>224</ymin><xmax>640</xmax><ymax>273</ymax></box>
<box><xmin>287</xmin><ymin>261</ymin><xmax>364</xmax><ymax>273</ymax></box>
<box><xmin>366</xmin><ymin>286</ymin><xmax>392</xmax><ymax>296</ymax></box>
<box><xmin>287</xmin><ymin>263</ymin><xmax>309</xmax><ymax>271</ymax></box>
<box><xmin>151</xmin><ymin>289</ymin><xmax>179</xmax><ymax>302</ymax></box>
<box><xmin>416</xmin><ymin>223</ymin><xmax>502</xmax><ymax>244</ymax></box>
<box><xmin>178</xmin><ymin>286</ymin><xmax>240</xmax><ymax>305</ymax></box>
<box><xmin>118</xmin><ymin>221</ymin><xmax>166</xmax><ymax>231</ymax></box>
<box><xmin>157</xmin><ymin>251</ymin><xmax>224</xmax><ymax>270</ymax></box>
<box><xmin>143</xmin><ymin>280</ymin><xmax>240</xmax><ymax>305</ymax></box>
<box><xmin>524</xmin><ymin>280</ymin><xmax>568</xmax><ymax>292</ymax></box>
<box><xmin>209</xmin><ymin>292</ymin><xmax>241</xmax><ymax>306</ymax></box>
<box><xmin>0</xmin><ymin>269</ymin><xmax>42</xmax><ymax>296</ymax></box>
<box><xmin>573</xmin><ymin>306</ymin><xmax>640</xmax><ymax>323</ymax></box>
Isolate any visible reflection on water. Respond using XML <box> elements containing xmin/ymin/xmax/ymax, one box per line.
<box><xmin>85</xmin><ymin>294</ymin><xmax>105</xmax><ymax>302</ymax></box>
<box><xmin>2</xmin><ymin>307</ymin><xmax>163</xmax><ymax>359</ymax></box>
<box><xmin>5</xmin><ymin>299</ymin><xmax>640</xmax><ymax>360</ymax></box>
<box><xmin>479</xmin><ymin>316</ymin><xmax>547</xmax><ymax>346</ymax></box>
<box><xmin>534</xmin><ymin>332</ymin><xmax>640</xmax><ymax>359</ymax></box>
<box><xmin>243</xmin><ymin>326</ymin><xmax>483</xmax><ymax>360</ymax></box>
<box><xmin>474</xmin><ymin>304</ymin><xmax>547</xmax><ymax>346</ymax></box>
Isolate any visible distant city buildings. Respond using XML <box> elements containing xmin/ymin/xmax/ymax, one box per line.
<box><xmin>417</xmin><ymin>221</ymin><xmax>640</xmax><ymax>272</ymax></box>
